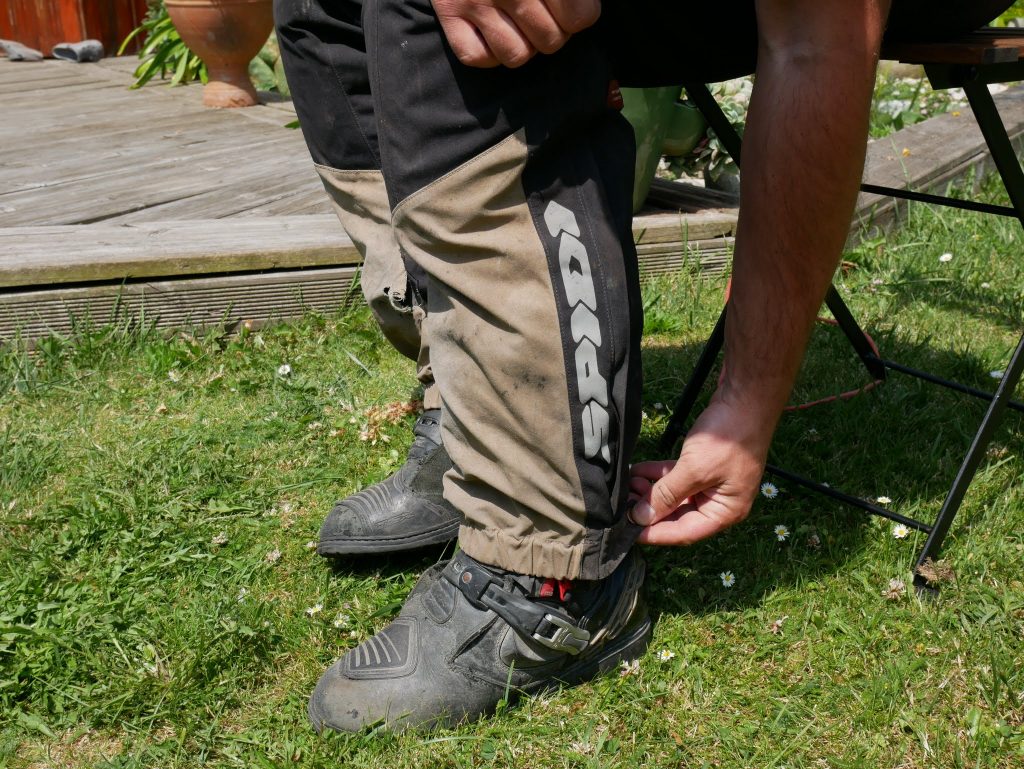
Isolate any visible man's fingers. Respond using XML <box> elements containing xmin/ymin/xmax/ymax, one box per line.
<box><xmin>435</xmin><ymin>0</ymin><xmax>600</xmax><ymax>68</ymax></box>
<box><xmin>635</xmin><ymin>507</ymin><xmax>724</xmax><ymax>546</ymax></box>
<box><xmin>544</xmin><ymin>0</ymin><xmax>602</xmax><ymax>34</ymax></box>
<box><xmin>502</xmin><ymin>0</ymin><xmax>569</xmax><ymax>54</ymax></box>
<box><xmin>628</xmin><ymin>475</ymin><xmax>652</xmax><ymax>498</ymax></box>
<box><xmin>435</xmin><ymin>3</ymin><xmax>535</xmax><ymax>68</ymax></box>
<box><xmin>466</xmin><ymin>7</ymin><xmax>537</xmax><ymax>67</ymax></box>
<box><xmin>436</xmin><ymin>15</ymin><xmax>500</xmax><ymax>67</ymax></box>
<box><xmin>631</xmin><ymin>462</ymin><xmax>706</xmax><ymax>526</ymax></box>
<box><xmin>629</xmin><ymin>459</ymin><xmax>676</xmax><ymax>482</ymax></box>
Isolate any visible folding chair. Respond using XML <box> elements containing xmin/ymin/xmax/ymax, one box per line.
<box><xmin>659</xmin><ymin>29</ymin><xmax>1024</xmax><ymax>593</ymax></box>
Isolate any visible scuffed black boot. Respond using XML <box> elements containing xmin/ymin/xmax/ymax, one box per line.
<box><xmin>318</xmin><ymin>409</ymin><xmax>460</xmax><ymax>555</ymax></box>
<box><xmin>308</xmin><ymin>548</ymin><xmax>650</xmax><ymax>732</ymax></box>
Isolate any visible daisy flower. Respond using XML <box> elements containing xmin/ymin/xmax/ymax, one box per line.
<box><xmin>265</xmin><ymin>548</ymin><xmax>282</xmax><ymax>564</ymax></box>
<box><xmin>892</xmin><ymin>523</ymin><xmax>911</xmax><ymax>539</ymax></box>
<box><xmin>760</xmin><ymin>482</ymin><xmax>779</xmax><ymax>500</ymax></box>
<box><xmin>875</xmin><ymin>495</ymin><xmax>892</xmax><ymax>505</ymax></box>
<box><xmin>236</xmin><ymin>587</ymin><xmax>249</xmax><ymax>602</ymax></box>
<box><xmin>657</xmin><ymin>649</ymin><xmax>676</xmax><ymax>662</ymax></box>
<box><xmin>211</xmin><ymin>532</ymin><xmax>228</xmax><ymax>546</ymax></box>
<box><xmin>305</xmin><ymin>603</ymin><xmax>324</xmax><ymax>617</ymax></box>
<box><xmin>277</xmin><ymin>363</ymin><xmax>292</xmax><ymax>377</ymax></box>
<box><xmin>806</xmin><ymin>533</ymin><xmax>822</xmax><ymax>549</ymax></box>
<box><xmin>990</xmin><ymin>370</ymin><xmax>1004</xmax><ymax>380</ymax></box>
<box><xmin>619</xmin><ymin>659</ymin><xmax>641</xmax><ymax>677</ymax></box>
<box><xmin>882</xmin><ymin>578</ymin><xmax>906</xmax><ymax>600</ymax></box>
<box><xmin>720</xmin><ymin>571</ymin><xmax>736</xmax><ymax>588</ymax></box>
<box><xmin>938</xmin><ymin>253</ymin><xmax>953</xmax><ymax>263</ymax></box>
<box><xmin>305</xmin><ymin>540</ymin><xmax>317</xmax><ymax>550</ymax></box>
<box><xmin>774</xmin><ymin>524</ymin><xmax>790</xmax><ymax>542</ymax></box>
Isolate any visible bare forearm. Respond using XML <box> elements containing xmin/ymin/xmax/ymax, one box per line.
<box><xmin>720</xmin><ymin>0</ymin><xmax>890</xmax><ymax>431</ymax></box>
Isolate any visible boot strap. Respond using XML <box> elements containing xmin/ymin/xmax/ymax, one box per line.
<box><xmin>443</xmin><ymin>556</ymin><xmax>590</xmax><ymax>655</ymax></box>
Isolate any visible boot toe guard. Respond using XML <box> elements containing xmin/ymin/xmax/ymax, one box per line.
<box><xmin>317</xmin><ymin>472</ymin><xmax>460</xmax><ymax>554</ymax></box>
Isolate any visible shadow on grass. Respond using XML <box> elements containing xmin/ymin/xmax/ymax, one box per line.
<box><xmin>635</xmin><ymin>319</ymin><xmax>1023</xmax><ymax>618</ymax></box>
<box><xmin>320</xmin><ymin>541</ymin><xmax>456</xmax><ymax>579</ymax></box>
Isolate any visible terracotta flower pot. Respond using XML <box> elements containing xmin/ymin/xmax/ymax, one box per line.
<box><xmin>165</xmin><ymin>0</ymin><xmax>274</xmax><ymax>108</ymax></box>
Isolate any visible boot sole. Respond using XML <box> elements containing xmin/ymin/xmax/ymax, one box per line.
<box><xmin>317</xmin><ymin>519</ymin><xmax>461</xmax><ymax>556</ymax></box>
<box><xmin>545</xmin><ymin>613</ymin><xmax>653</xmax><ymax>691</ymax></box>
<box><xmin>307</xmin><ymin>614</ymin><xmax>654</xmax><ymax>734</ymax></box>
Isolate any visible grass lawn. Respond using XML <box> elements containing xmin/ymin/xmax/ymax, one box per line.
<box><xmin>2</xmin><ymin>178</ymin><xmax>1022</xmax><ymax>768</ymax></box>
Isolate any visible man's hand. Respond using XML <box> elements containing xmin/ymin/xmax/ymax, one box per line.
<box><xmin>628</xmin><ymin>398</ymin><xmax>772</xmax><ymax>546</ymax></box>
<box><xmin>432</xmin><ymin>0</ymin><xmax>601</xmax><ymax>68</ymax></box>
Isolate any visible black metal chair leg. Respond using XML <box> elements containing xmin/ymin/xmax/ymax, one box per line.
<box><xmin>911</xmin><ymin>78</ymin><xmax>1024</xmax><ymax>590</ymax></box>
<box><xmin>824</xmin><ymin>286</ymin><xmax>888</xmax><ymax>381</ymax></box>
<box><xmin>658</xmin><ymin>307</ymin><xmax>727</xmax><ymax>453</ymax></box>
<box><xmin>683</xmin><ymin>83</ymin><xmax>743</xmax><ymax>165</ymax></box>
<box><xmin>913</xmin><ymin>332</ymin><xmax>1024</xmax><ymax>592</ymax></box>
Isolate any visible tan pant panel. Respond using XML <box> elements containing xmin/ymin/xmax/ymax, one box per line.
<box><xmin>392</xmin><ymin>132</ymin><xmax>595</xmax><ymax>577</ymax></box>
<box><xmin>315</xmin><ymin>166</ymin><xmax>436</xmax><ymax>407</ymax></box>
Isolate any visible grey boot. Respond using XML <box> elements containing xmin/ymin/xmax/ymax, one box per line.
<box><xmin>52</xmin><ymin>40</ymin><xmax>105</xmax><ymax>63</ymax></box>
<box><xmin>308</xmin><ymin>548</ymin><xmax>650</xmax><ymax>732</ymax></box>
<box><xmin>0</xmin><ymin>40</ymin><xmax>44</xmax><ymax>62</ymax></box>
<box><xmin>318</xmin><ymin>409</ymin><xmax>460</xmax><ymax>555</ymax></box>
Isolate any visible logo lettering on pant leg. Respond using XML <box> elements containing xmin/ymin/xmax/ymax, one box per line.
<box><xmin>544</xmin><ymin>200</ymin><xmax>611</xmax><ymax>464</ymax></box>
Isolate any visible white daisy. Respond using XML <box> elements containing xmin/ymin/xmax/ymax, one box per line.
<box><xmin>305</xmin><ymin>603</ymin><xmax>324</xmax><ymax>617</ymax></box>
<box><xmin>882</xmin><ymin>578</ymin><xmax>906</xmax><ymax>600</ymax></box>
<box><xmin>806</xmin><ymin>533</ymin><xmax>822</xmax><ymax>549</ymax></box>
<box><xmin>265</xmin><ymin>548</ymin><xmax>282</xmax><ymax>564</ymax></box>
<box><xmin>211</xmin><ymin>532</ymin><xmax>228</xmax><ymax>546</ymax></box>
<box><xmin>892</xmin><ymin>523</ymin><xmax>911</xmax><ymax>539</ymax></box>
<box><xmin>774</xmin><ymin>525</ymin><xmax>790</xmax><ymax>542</ymax></box>
<box><xmin>619</xmin><ymin>659</ymin><xmax>641</xmax><ymax>677</ymax></box>
<box><xmin>277</xmin><ymin>363</ymin><xmax>292</xmax><ymax>377</ymax></box>
<box><xmin>990</xmin><ymin>370</ymin><xmax>1004</xmax><ymax>380</ymax></box>
<box><xmin>657</xmin><ymin>649</ymin><xmax>676</xmax><ymax>662</ymax></box>
<box><xmin>236</xmin><ymin>587</ymin><xmax>248</xmax><ymax>602</ymax></box>
<box><xmin>876</xmin><ymin>495</ymin><xmax>892</xmax><ymax>505</ymax></box>
<box><xmin>760</xmin><ymin>482</ymin><xmax>779</xmax><ymax>500</ymax></box>
<box><xmin>938</xmin><ymin>253</ymin><xmax>953</xmax><ymax>263</ymax></box>
<box><xmin>305</xmin><ymin>540</ymin><xmax>317</xmax><ymax>550</ymax></box>
<box><xmin>720</xmin><ymin>571</ymin><xmax>736</xmax><ymax>588</ymax></box>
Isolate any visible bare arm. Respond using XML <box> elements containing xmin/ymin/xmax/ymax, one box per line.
<box><xmin>631</xmin><ymin>0</ymin><xmax>892</xmax><ymax>544</ymax></box>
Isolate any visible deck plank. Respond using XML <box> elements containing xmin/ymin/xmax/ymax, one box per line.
<box><xmin>0</xmin><ymin>217</ymin><xmax>357</xmax><ymax>287</ymax></box>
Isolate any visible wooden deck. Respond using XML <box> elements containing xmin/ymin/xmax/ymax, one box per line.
<box><xmin>0</xmin><ymin>58</ymin><xmax>324</xmax><ymax>225</ymax></box>
<box><xmin>2</xmin><ymin>56</ymin><xmax>1023</xmax><ymax>343</ymax></box>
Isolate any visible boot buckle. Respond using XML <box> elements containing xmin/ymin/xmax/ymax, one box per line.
<box><xmin>532</xmin><ymin>613</ymin><xmax>590</xmax><ymax>655</ymax></box>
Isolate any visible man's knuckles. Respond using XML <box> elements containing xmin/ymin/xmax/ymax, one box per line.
<box><xmin>553</xmin><ymin>4</ymin><xmax>599</xmax><ymax>34</ymax></box>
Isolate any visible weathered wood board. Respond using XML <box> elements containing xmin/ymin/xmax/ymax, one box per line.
<box><xmin>0</xmin><ymin>267</ymin><xmax>363</xmax><ymax>343</ymax></box>
<box><xmin>0</xmin><ymin>210</ymin><xmax>737</xmax><ymax>286</ymax></box>
<box><xmin>0</xmin><ymin>217</ymin><xmax>361</xmax><ymax>287</ymax></box>
<box><xmin>0</xmin><ymin>237</ymin><xmax>735</xmax><ymax>343</ymax></box>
